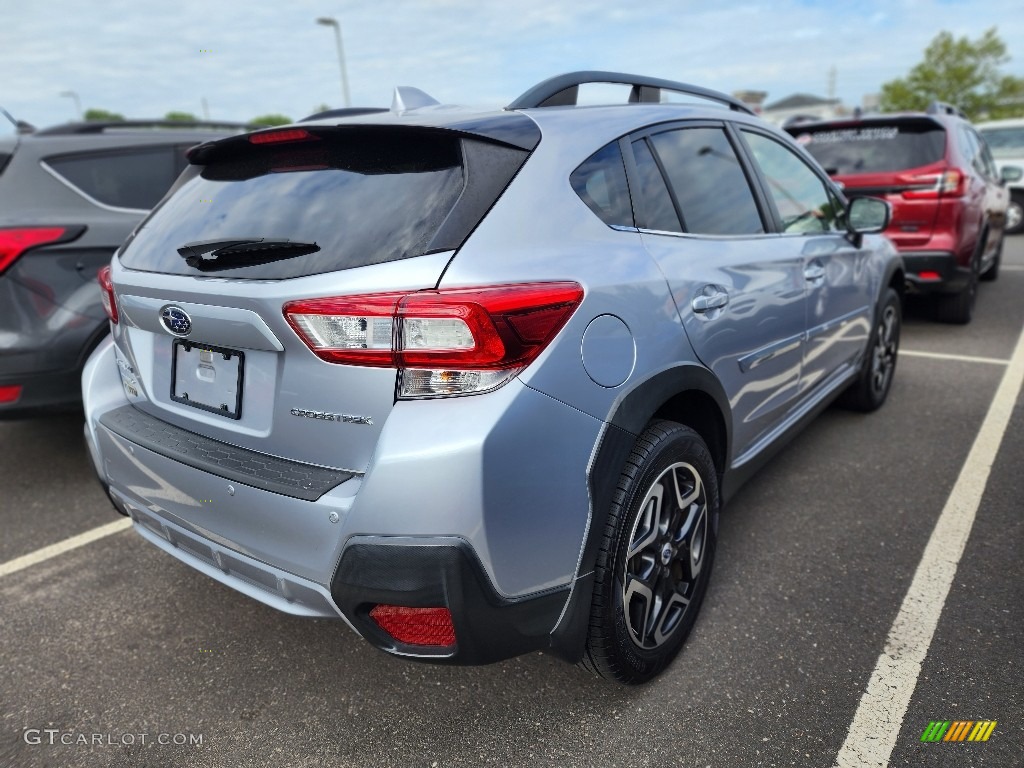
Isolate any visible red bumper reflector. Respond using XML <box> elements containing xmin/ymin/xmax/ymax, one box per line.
<box><xmin>369</xmin><ymin>605</ymin><xmax>456</xmax><ymax>647</ymax></box>
<box><xmin>0</xmin><ymin>385</ymin><xmax>23</xmax><ymax>404</ymax></box>
<box><xmin>918</xmin><ymin>270</ymin><xmax>942</xmax><ymax>281</ymax></box>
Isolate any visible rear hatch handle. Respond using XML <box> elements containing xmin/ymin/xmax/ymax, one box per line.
<box><xmin>177</xmin><ymin>238</ymin><xmax>320</xmax><ymax>271</ymax></box>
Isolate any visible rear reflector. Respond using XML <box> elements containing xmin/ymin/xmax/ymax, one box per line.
<box><xmin>284</xmin><ymin>282</ymin><xmax>584</xmax><ymax>397</ymax></box>
<box><xmin>0</xmin><ymin>385</ymin><xmax>22</xmax><ymax>404</ymax></box>
<box><xmin>369</xmin><ymin>605</ymin><xmax>456</xmax><ymax>647</ymax></box>
<box><xmin>97</xmin><ymin>265</ymin><xmax>118</xmax><ymax>324</ymax></box>
<box><xmin>917</xmin><ymin>271</ymin><xmax>942</xmax><ymax>281</ymax></box>
<box><xmin>249</xmin><ymin>128</ymin><xmax>318</xmax><ymax>145</ymax></box>
<box><xmin>0</xmin><ymin>227</ymin><xmax>74</xmax><ymax>275</ymax></box>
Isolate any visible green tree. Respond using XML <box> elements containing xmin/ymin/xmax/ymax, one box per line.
<box><xmin>164</xmin><ymin>111</ymin><xmax>199</xmax><ymax>122</ymax></box>
<box><xmin>250</xmin><ymin>113</ymin><xmax>293</xmax><ymax>127</ymax></box>
<box><xmin>83</xmin><ymin>108</ymin><xmax>125</xmax><ymax>122</ymax></box>
<box><xmin>879</xmin><ymin>27</ymin><xmax>1024</xmax><ymax>119</ymax></box>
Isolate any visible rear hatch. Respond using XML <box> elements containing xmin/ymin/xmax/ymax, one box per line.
<box><xmin>789</xmin><ymin>117</ymin><xmax>948</xmax><ymax>246</ymax></box>
<box><xmin>109</xmin><ymin>121</ymin><xmax>536</xmax><ymax>472</ymax></box>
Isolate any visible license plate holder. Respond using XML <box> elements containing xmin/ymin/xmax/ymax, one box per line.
<box><xmin>170</xmin><ymin>341</ymin><xmax>244</xmax><ymax>419</ymax></box>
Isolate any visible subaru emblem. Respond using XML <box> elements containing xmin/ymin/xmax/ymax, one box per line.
<box><xmin>160</xmin><ymin>305</ymin><xmax>192</xmax><ymax>337</ymax></box>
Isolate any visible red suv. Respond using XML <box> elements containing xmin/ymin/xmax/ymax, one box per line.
<box><xmin>787</xmin><ymin>104</ymin><xmax>1019</xmax><ymax>323</ymax></box>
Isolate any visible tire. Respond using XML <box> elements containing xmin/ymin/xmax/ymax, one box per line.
<box><xmin>935</xmin><ymin>246</ymin><xmax>979</xmax><ymax>325</ymax></box>
<box><xmin>840</xmin><ymin>287</ymin><xmax>900</xmax><ymax>412</ymax></box>
<box><xmin>1006</xmin><ymin>190</ymin><xmax>1023</xmax><ymax>236</ymax></box>
<box><xmin>582</xmin><ymin>420</ymin><xmax>719</xmax><ymax>684</ymax></box>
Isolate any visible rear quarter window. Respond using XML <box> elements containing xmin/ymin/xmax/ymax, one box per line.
<box><xmin>44</xmin><ymin>146</ymin><xmax>180</xmax><ymax>210</ymax></box>
<box><xmin>570</xmin><ymin>142</ymin><xmax>634</xmax><ymax>227</ymax></box>
<box><xmin>794</xmin><ymin>121</ymin><xmax>946</xmax><ymax>174</ymax></box>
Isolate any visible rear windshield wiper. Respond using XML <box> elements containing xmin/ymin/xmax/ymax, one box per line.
<box><xmin>177</xmin><ymin>238</ymin><xmax>320</xmax><ymax>272</ymax></box>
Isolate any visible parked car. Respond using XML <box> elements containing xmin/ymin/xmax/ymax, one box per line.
<box><xmin>82</xmin><ymin>72</ymin><xmax>902</xmax><ymax>684</ymax></box>
<box><xmin>977</xmin><ymin>117</ymin><xmax>1024</xmax><ymax>235</ymax></box>
<box><xmin>786</xmin><ymin>104</ymin><xmax>1021</xmax><ymax>324</ymax></box>
<box><xmin>0</xmin><ymin>118</ymin><xmax>248</xmax><ymax>417</ymax></box>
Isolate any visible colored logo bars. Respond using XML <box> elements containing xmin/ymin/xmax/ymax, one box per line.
<box><xmin>920</xmin><ymin>720</ymin><xmax>997</xmax><ymax>742</ymax></box>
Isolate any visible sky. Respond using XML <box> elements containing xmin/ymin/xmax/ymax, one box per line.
<box><xmin>2</xmin><ymin>0</ymin><xmax>1024</xmax><ymax>133</ymax></box>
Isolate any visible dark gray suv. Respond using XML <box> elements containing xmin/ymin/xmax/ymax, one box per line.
<box><xmin>0</xmin><ymin>119</ymin><xmax>245</xmax><ymax>416</ymax></box>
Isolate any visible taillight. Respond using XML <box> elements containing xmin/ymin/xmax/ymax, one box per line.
<box><xmin>0</xmin><ymin>227</ymin><xmax>76</xmax><ymax>275</ymax></box>
<box><xmin>248</xmin><ymin>128</ymin><xmax>318</xmax><ymax>145</ymax></box>
<box><xmin>97</xmin><ymin>265</ymin><xmax>118</xmax><ymax>324</ymax></box>
<box><xmin>283</xmin><ymin>282</ymin><xmax>584</xmax><ymax>398</ymax></box>
<box><xmin>900</xmin><ymin>169</ymin><xmax>965</xmax><ymax>199</ymax></box>
<box><xmin>369</xmin><ymin>605</ymin><xmax>456</xmax><ymax>648</ymax></box>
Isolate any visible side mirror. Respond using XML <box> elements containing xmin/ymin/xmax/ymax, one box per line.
<box><xmin>845</xmin><ymin>196</ymin><xmax>890</xmax><ymax>247</ymax></box>
<box><xmin>1000</xmin><ymin>165</ymin><xmax>1023</xmax><ymax>184</ymax></box>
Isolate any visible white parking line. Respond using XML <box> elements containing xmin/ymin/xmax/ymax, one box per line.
<box><xmin>900</xmin><ymin>349</ymin><xmax>1010</xmax><ymax>366</ymax></box>
<box><xmin>0</xmin><ymin>518</ymin><xmax>132</xmax><ymax>579</ymax></box>
<box><xmin>834</xmin><ymin>325</ymin><xmax>1024</xmax><ymax>767</ymax></box>
<box><xmin>1000</xmin><ymin>264</ymin><xmax>1024</xmax><ymax>271</ymax></box>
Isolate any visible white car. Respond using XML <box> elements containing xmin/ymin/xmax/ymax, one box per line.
<box><xmin>978</xmin><ymin>118</ymin><xmax>1024</xmax><ymax>234</ymax></box>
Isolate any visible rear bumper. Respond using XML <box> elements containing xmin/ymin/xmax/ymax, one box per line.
<box><xmin>900</xmin><ymin>250</ymin><xmax>971</xmax><ymax>294</ymax></box>
<box><xmin>0</xmin><ymin>368</ymin><xmax>85</xmax><ymax>418</ymax></box>
<box><xmin>332</xmin><ymin>537</ymin><xmax>570</xmax><ymax>664</ymax></box>
<box><xmin>82</xmin><ymin>336</ymin><xmax>600</xmax><ymax>664</ymax></box>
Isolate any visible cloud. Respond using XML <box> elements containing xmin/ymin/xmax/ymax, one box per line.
<box><xmin>1</xmin><ymin>0</ymin><xmax>1022</xmax><ymax>129</ymax></box>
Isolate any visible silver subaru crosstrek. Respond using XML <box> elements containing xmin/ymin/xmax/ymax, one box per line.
<box><xmin>83</xmin><ymin>72</ymin><xmax>903</xmax><ymax>684</ymax></box>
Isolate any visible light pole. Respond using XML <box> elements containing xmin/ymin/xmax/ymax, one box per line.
<box><xmin>60</xmin><ymin>90</ymin><xmax>82</xmax><ymax>120</ymax></box>
<box><xmin>316</xmin><ymin>16</ymin><xmax>351</xmax><ymax>108</ymax></box>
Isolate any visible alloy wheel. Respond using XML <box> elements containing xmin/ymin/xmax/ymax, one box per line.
<box><xmin>621</xmin><ymin>461</ymin><xmax>708</xmax><ymax>650</ymax></box>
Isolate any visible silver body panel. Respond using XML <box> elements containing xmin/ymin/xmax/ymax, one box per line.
<box><xmin>82</xmin><ymin>97</ymin><xmax>902</xmax><ymax>659</ymax></box>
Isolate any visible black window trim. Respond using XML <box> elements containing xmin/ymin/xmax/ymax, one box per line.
<box><xmin>620</xmin><ymin>118</ymin><xmax>777</xmax><ymax>239</ymax></box>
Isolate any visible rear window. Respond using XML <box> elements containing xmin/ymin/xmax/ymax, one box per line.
<box><xmin>120</xmin><ymin>128</ymin><xmax>526</xmax><ymax>279</ymax></box>
<box><xmin>44</xmin><ymin>146</ymin><xmax>187</xmax><ymax>209</ymax></box>
<box><xmin>792</xmin><ymin>120</ymin><xmax>946</xmax><ymax>174</ymax></box>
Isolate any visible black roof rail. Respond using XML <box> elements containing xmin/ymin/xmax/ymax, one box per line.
<box><xmin>298</xmin><ymin>107</ymin><xmax>389</xmax><ymax>123</ymax></box>
<box><xmin>34</xmin><ymin>119</ymin><xmax>255</xmax><ymax>136</ymax></box>
<box><xmin>925</xmin><ymin>101</ymin><xmax>966</xmax><ymax>119</ymax></box>
<box><xmin>507</xmin><ymin>71</ymin><xmax>754</xmax><ymax>114</ymax></box>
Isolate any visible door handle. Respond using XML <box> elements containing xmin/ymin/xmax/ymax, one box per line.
<box><xmin>804</xmin><ymin>262</ymin><xmax>826</xmax><ymax>282</ymax></box>
<box><xmin>692</xmin><ymin>290</ymin><xmax>729</xmax><ymax>313</ymax></box>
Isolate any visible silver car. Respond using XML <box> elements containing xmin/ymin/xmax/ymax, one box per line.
<box><xmin>82</xmin><ymin>72</ymin><xmax>903</xmax><ymax>684</ymax></box>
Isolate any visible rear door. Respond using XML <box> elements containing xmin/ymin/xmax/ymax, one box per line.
<box><xmin>629</xmin><ymin>122</ymin><xmax>806</xmax><ymax>462</ymax></box>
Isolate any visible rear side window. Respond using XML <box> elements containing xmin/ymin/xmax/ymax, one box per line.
<box><xmin>793</xmin><ymin>121</ymin><xmax>946</xmax><ymax>174</ymax></box>
<box><xmin>45</xmin><ymin>147</ymin><xmax>179</xmax><ymax>209</ymax></box>
<box><xmin>120</xmin><ymin>128</ymin><xmax>528</xmax><ymax>279</ymax></box>
<box><xmin>570</xmin><ymin>142</ymin><xmax>633</xmax><ymax>227</ymax></box>
<box><xmin>648</xmin><ymin>127</ymin><xmax>764</xmax><ymax>236</ymax></box>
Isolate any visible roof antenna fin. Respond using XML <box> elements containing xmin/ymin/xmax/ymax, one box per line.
<box><xmin>391</xmin><ymin>86</ymin><xmax>440</xmax><ymax>116</ymax></box>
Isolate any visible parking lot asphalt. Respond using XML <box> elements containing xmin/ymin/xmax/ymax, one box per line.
<box><xmin>1</xmin><ymin>239</ymin><xmax>1022</xmax><ymax>768</ymax></box>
